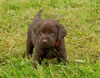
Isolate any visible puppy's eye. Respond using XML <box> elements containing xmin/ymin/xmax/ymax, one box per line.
<box><xmin>40</xmin><ymin>30</ymin><xmax>43</xmax><ymax>34</ymax></box>
<box><xmin>50</xmin><ymin>32</ymin><xmax>56</xmax><ymax>36</ymax></box>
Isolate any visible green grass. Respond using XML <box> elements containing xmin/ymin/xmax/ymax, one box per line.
<box><xmin>0</xmin><ymin>0</ymin><xmax>100</xmax><ymax>78</ymax></box>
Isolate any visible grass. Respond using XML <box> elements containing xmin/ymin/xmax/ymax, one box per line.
<box><xmin>0</xmin><ymin>0</ymin><xmax>100</xmax><ymax>78</ymax></box>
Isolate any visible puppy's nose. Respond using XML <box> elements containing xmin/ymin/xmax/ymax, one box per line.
<box><xmin>42</xmin><ymin>39</ymin><xmax>48</xmax><ymax>43</ymax></box>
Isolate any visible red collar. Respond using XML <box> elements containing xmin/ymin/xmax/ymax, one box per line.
<box><xmin>56</xmin><ymin>41</ymin><xmax>59</xmax><ymax>46</ymax></box>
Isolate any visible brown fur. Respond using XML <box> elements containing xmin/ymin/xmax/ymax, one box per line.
<box><xmin>26</xmin><ymin>10</ymin><xmax>67</xmax><ymax>65</ymax></box>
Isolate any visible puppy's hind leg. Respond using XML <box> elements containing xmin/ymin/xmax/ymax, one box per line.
<box><xmin>26</xmin><ymin>39</ymin><xmax>34</xmax><ymax>57</ymax></box>
<box><xmin>57</xmin><ymin>53</ymin><xmax>68</xmax><ymax>65</ymax></box>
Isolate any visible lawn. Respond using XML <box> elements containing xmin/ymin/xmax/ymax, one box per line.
<box><xmin>0</xmin><ymin>0</ymin><xmax>100</xmax><ymax>78</ymax></box>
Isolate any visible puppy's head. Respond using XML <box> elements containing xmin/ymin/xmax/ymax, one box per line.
<box><xmin>34</xmin><ymin>19</ymin><xmax>66</xmax><ymax>48</ymax></box>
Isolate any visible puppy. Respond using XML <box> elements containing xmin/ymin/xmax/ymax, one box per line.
<box><xmin>26</xmin><ymin>10</ymin><xmax>67</xmax><ymax>65</ymax></box>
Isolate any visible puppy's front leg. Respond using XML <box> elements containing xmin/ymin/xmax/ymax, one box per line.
<box><xmin>33</xmin><ymin>47</ymin><xmax>44</xmax><ymax>68</ymax></box>
<box><xmin>33</xmin><ymin>52</ymin><xmax>42</xmax><ymax>65</ymax></box>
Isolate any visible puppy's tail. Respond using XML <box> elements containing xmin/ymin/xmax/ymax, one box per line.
<box><xmin>34</xmin><ymin>10</ymin><xmax>42</xmax><ymax>21</ymax></box>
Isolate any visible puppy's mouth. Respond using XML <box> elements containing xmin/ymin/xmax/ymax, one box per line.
<box><xmin>39</xmin><ymin>40</ymin><xmax>54</xmax><ymax>48</ymax></box>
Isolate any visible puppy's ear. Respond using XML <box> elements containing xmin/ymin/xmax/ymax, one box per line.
<box><xmin>56</xmin><ymin>22</ymin><xmax>67</xmax><ymax>40</ymax></box>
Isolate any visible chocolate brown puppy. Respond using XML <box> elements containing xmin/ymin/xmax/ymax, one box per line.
<box><xmin>26</xmin><ymin>10</ymin><xmax>67</xmax><ymax>65</ymax></box>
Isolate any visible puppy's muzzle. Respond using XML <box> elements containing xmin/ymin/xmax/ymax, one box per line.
<box><xmin>41</xmin><ymin>34</ymin><xmax>48</xmax><ymax>44</ymax></box>
<box><xmin>40</xmin><ymin>36</ymin><xmax>49</xmax><ymax>47</ymax></box>
<box><xmin>42</xmin><ymin>39</ymin><xmax>48</xmax><ymax>43</ymax></box>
